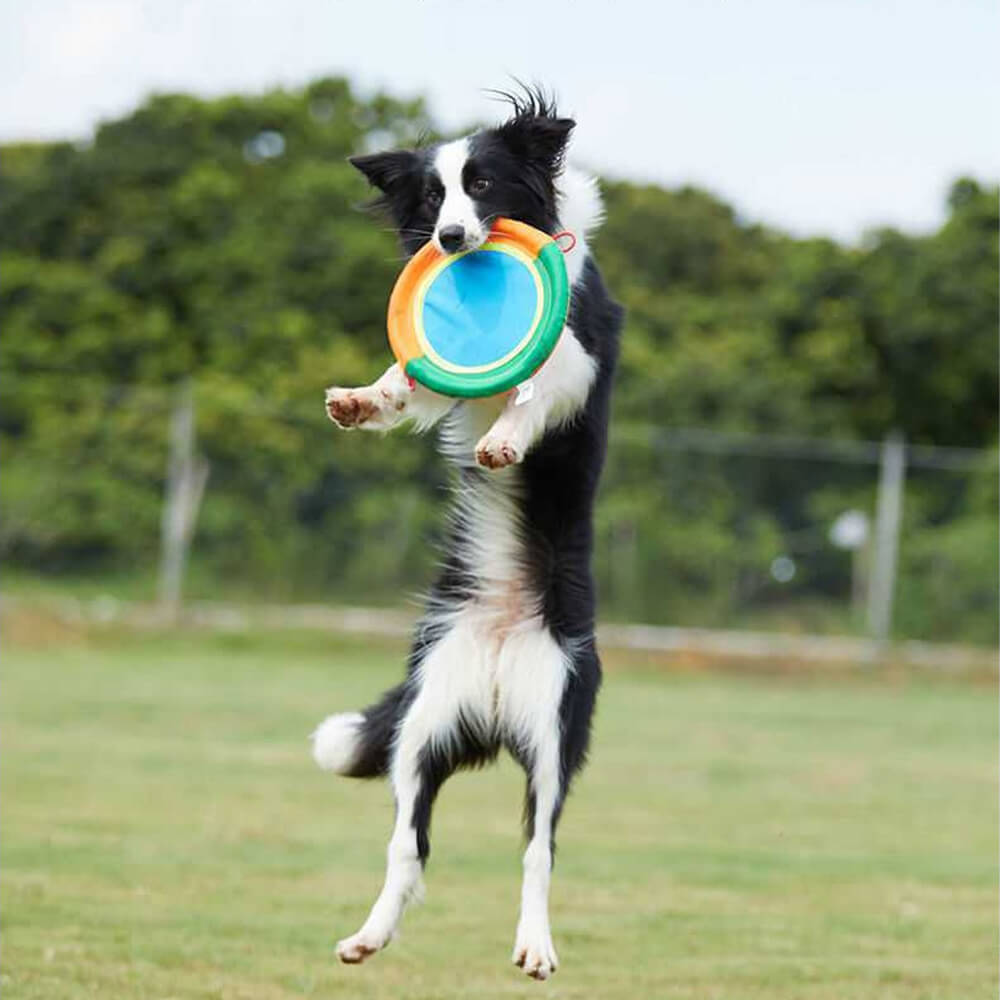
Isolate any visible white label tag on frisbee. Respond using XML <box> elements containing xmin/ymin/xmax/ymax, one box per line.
<box><xmin>514</xmin><ymin>380</ymin><xmax>535</xmax><ymax>406</ymax></box>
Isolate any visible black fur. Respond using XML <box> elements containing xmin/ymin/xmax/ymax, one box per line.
<box><xmin>345</xmin><ymin>88</ymin><xmax>623</xmax><ymax>869</ymax></box>
<box><xmin>351</xmin><ymin>86</ymin><xmax>576</xmax><ymax>255</ymax></box>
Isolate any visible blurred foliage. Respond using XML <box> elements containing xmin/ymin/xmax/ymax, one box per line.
<box><xmin>1</xmin><ymin>78</ymin><xmax>996</xmax><ymax>640</ymax></box>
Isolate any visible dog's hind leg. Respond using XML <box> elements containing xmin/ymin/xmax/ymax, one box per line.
<box><xmin>500</xmin><ymin>628</ymin><xmax>600</xmax><ymax>981</ymax></box>
<box><xmin>335</xmin><ymin>620</ymin><xmax>494</xmax><ymax>964</ymax></box>
<box><xmin>334</xmin><ymin>729</ymin><xmax>445</xmax><ymax>964</ymax></box>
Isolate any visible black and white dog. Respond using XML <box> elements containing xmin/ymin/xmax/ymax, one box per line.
<box><xmin>313</xmin><ymin>90</ymin><xmax>623</xmax><ymax>980</ymax></box>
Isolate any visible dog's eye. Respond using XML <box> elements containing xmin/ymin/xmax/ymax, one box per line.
<box><xmin>469</xmin><ymin>177</ymin><xmax>492</xmax><ymax>196</ymax></box>
<box><xmin>426</xmin><ymin>188</ymin><xmax>443</xmax><ymax>208</ymax></box>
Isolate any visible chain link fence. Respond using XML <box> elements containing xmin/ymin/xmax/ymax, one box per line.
<box><xmin>3</xmin><ymin>375</ymin><xmax>996</xmax><ymax>647</ymax></box>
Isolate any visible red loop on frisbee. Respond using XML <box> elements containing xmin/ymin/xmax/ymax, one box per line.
<box><xmin>553</xmin><ymin>230</ymin><xmax>576</xmax><ymax>253</ymax></box>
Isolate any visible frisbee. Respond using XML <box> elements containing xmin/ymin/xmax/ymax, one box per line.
<box><xmin>387</xmin><ymin>218</ymin><xmax>570</xmax><ymax>398</ymax></box>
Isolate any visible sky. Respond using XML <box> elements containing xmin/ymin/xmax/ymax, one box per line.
<box><xmin>3</xmin><ymin>0</ymin><xmax>997</xmax><ymax>242</ymax></box>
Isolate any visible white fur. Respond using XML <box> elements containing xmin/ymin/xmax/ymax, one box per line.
<box><xmin>433</xmin><ymin>139</ymin><xmax>486</xmax><ymax>252</ymax></box>
<box><xmin>312</xmin><ymin>712</ymin><xmax>363</xmax><ymax>773</ymax></box>
<box><xmin>501</xmin><ymin>627</ymin><xmax>566</xmax><ymax>979</ymax></box>
<box><xmin>327</xmin><ymin>323</ymin><xmax>595</xmax><ymax>472</ymax></box>
<box><xmin>496</xmin><ymin>625</ymin><xmax>570</xmax><ymax>758</ymax></box>
<box><xmin>325</xmin><ymin>165</ymin><xmax>603</xmax><ymax>457</ymax></box>
<box><xmin>474</xmin><ymin>327</ymin><xmax>596</xmax><ymax>468</ymax></box>
<box><xmin>557</xmin><ymin>166</ymin><xmax>605</xmax><ymax>286</ymax></box>
<box><xmin>325</xmin><ymin>363</ymin><xmax>456</xmax><ymax>433</ymax></box>
<box><xmin>334</xmin><ymin>604</ymin><xmax>571</xmax><ymax>966</ymax></box>
<box><xmin>513</xmin><ymin>828</ymin><xmax>559</xmax><ymax>979</ymax></box>
<box><xmin>336</xmin><ymin>756</ymin><xmax>426</xmax><ymax>962</ymax></box>
<box><xmin>333</xmin><ymin>463</ymin><xmax>573</xmax><ymax>968</ymax></box>
<box><xmin>323</xmin><ymin>146</ymin><xmax>607</xmax><ymax>976</ymax></box>
<box><xmin>347</xmin><ymin>623</ymin><xmax>492</xmax><ymax>956</ymax></box>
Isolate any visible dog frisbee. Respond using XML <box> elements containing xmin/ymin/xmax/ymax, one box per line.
<box><xmin>387</xmin><ymin>218</ymin><xmax>570</xmax><ymax>398</ymax></box>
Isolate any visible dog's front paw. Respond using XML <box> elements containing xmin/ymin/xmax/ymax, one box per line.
<box><xmin>512</xmin><ymin>924</ymin><xmax>559</xmax><ymax>980</ymax></box>
<box><xmin>325</xmin><ymin>387</ymin><xmax>380</xmax><ymax>428</ymax></box>
<box><xmin>475</xmin><ymin>432</ymin><xmax>523</xmax><ymax>470</ymax></box>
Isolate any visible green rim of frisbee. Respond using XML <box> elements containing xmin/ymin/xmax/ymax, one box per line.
<box><xmin>404</xmin><ymin>240</ymin><xmax>569</xmax><ymax>399</ymax></box>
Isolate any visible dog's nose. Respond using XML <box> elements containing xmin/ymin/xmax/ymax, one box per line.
<box><xmin>437</xmin><ymin>224</ymin><xmax>466</xmax><ymax>253</ymax></box>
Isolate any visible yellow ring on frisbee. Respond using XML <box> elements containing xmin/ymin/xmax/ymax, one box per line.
<box><xmin>387</xmin><ymin>218</ymin><xmax>570</xmax><ymax>398</ymax></box>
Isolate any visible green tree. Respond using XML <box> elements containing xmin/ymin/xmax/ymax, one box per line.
<box><xmin>1</xmin><ymin>81</ymin><xmax>996</xmax><ymax>639</ymax></box>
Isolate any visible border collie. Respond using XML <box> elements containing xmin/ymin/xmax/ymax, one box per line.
<box><xmin>313</xmin><ymin>88</ymin><xmax>623</xmax><ymax>981</ymax></box>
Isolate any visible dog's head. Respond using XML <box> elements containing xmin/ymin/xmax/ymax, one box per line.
<box><xmin>350</xmin><ymin>88</ymin><xmax>574</xmax><ymax>256</ymax></box>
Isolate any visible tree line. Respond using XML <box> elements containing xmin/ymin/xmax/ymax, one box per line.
<box><xmin>2</xmin><ymin>78</ymin><xmax>996</xmax><ymax>641</ymax></box>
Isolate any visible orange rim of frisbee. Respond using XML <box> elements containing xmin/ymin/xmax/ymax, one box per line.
<box><xmin>386</xmin><ymin>218</ymin><xmax>569</xmax><ymax>398</ymax></box>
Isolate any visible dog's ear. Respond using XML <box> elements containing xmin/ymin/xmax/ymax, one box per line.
<box><xmin>348</xmin><ymin>150</ymin><xmax>420</xmax><ymax>194</ymax></box>
<box><xmin>497</xmin><ymin>115</ymin><xmax>575</xmax><ymax>172</ymax></box>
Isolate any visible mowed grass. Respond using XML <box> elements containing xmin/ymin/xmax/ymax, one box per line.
<box><xmin>2</xmin><ymin>620</ymin><xmax>997</xmax><ymax>1000</ymax></box>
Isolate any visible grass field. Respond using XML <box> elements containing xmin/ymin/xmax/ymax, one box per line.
<box><xmin>3</xmin><ymin>616</ymin><xmax>997</xmax><ymax>999</ymax></box>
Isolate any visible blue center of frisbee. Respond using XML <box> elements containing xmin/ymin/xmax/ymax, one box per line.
<box><xmin>421</xmin><ymin>249</ymin><xmax>537</xmax><ymax>369</ymax></box>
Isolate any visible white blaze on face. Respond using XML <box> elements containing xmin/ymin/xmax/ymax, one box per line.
<box><xmin>432</xmin><ymin>138</ymin><xmax>486</xmax><ymax>253</ymax></box>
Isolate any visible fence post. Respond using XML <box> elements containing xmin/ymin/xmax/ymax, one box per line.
<box><xmin>866</xmin><ymin>430</ymin><xmax>905</xmax><ymax>642</ymax></box>
<box><xmin>159</xmin><ymin>379</ymin><xmax>210</xmax><ymax>620</ymax></box>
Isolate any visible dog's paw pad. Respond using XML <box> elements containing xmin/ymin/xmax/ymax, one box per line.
<box><xmin>325</xmin><ymin>389</ymin><xmax>379</xmax><ymax>428</ymax></box>
<box><xmin>512</xmin><ymin>934</ymin><xmax>558</xmax><ymax>980</ymax></box>
<box><xmin>475</xmin><ymin>434</ymin><xmax>522</xmax><ymax>470</ymax></box>
<box><xmin>336</xmin><ymin>930</ymin><xmax>386</xmax><ymax>964</ymax></box>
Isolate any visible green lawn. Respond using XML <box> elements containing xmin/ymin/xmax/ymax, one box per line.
<box><xmin>3</xmin><ymin>620</ymin><xmax>996</xmax><ymax>999</ymax></box>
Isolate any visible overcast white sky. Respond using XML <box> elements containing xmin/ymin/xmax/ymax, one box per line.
<box><xmin>3</xmin><ymin>0</ymin><xmax>997</xmax><ymax>241</ymax></box>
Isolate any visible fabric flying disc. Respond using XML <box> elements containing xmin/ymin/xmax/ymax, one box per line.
<box><xmin>387</xmin><ymin>218</ymin><xmax>569</xmax><ymax>398</ymax></box>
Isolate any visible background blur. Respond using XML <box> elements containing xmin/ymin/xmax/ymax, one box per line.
<box><xmin>3</xmin><ymin>5</ymin><xmax>998</xmax><ymax>999</ymax></box>
<box><xmin>3</xmin><ymin>1</ymin><xmax>997</xmax><ymax>648</ymax></box>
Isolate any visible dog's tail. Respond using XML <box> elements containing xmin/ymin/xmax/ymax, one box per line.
<box><xmin>311</xmin><ymin>682</ymin><xmax>409</xmax><ymax>778</ymax></box>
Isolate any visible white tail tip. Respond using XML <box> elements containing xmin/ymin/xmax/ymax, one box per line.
<box><xmin>311</xmin><ymin>712</ymin><xmax>364</xmax><ymax>773</ymax></box>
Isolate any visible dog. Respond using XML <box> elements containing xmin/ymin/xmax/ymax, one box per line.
<box><xmin>313</xmin><ymin>88</ymin><xmax>623</xmax><ymax>980</ymax></box>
